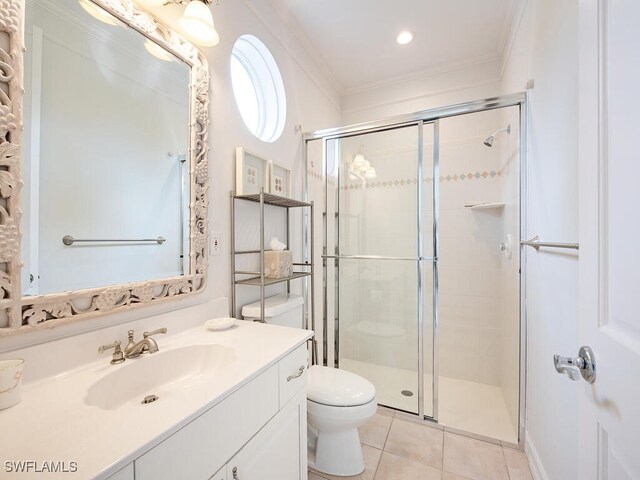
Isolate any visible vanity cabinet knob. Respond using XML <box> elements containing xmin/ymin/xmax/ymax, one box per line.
<box><xmin>232</xmin><ymin>466</ymin><xmax>239</xmax><ymax>479</ymax></box>
<box><xmin>287</xmin><ymin>365</ymin><xmax>305</xmax><ymax>382</ymax></box>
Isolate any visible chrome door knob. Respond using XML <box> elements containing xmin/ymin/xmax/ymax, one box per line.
<box><xmin>554</xmin><ymin>346</ymin><xmax>596</xmax><ymax>384</ymax></box>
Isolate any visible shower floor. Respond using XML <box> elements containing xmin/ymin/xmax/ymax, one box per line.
<box><xmin>340</xmin><ymin>358</ymin><xmax>518</xmax><ymax>444</ymax></box>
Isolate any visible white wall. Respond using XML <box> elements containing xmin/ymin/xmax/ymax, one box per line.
<box><xmin>501</xmin><ymin>0</ymin><xmax>580</xmax><ymax>479</ymax></box>
<box><xmin>2</xmin><ymin>0</ymin><xmax>340</xmax><ymax>352</ymax></box>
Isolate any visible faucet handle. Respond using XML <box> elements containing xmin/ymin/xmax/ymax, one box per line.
<box><xmin>143</xmin><ymin>327</ymin><xmax>167</xmax><ymax>338</ymax></box>
<box><xmin>98</xmin><ymin>340</ymin><xmax>125</xmax><ymax>365</ymax></box>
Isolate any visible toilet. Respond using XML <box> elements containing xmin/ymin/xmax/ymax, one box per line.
<box><xmin>307</xmin><ymin>365</ymin><xmax>377</xmax><ymax>476</ymax></box>
<box><xmin>242</xmin><ymin>294</ymin><xmax>377</xmax><ymax>476</ymax></box>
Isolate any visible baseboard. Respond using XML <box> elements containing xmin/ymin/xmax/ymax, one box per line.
<box><xmin>525</xmin><ymin>432</ymin><xmax>550</xmax><ymax>480</ymax></box>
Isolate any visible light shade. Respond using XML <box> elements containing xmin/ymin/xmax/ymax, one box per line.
<box><xmin>79</xmin><ymin>0</ymin><xmax>118</xmax><ymax>26</ymax></box>
<box><xmin>179</xmin><ymin>0</ymin><xmax>220</xmax><ymax>47</ymax></box>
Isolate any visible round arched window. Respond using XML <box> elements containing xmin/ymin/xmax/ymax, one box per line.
<box><xmin>230</xmin><ymin>35</ymin><xmax>286</xmax><ymax>142</ymax></box>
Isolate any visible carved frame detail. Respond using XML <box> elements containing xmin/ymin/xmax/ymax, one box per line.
<box><xmin>0</xmin><ymin>0</ymin><xmax>209</xmax><ymax>336</ymax></box>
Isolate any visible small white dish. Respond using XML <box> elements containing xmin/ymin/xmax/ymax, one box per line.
<box><xmin>205</xmin><ymin>317</ymin><xmax>237</xmax><ymax>331</ymax></box>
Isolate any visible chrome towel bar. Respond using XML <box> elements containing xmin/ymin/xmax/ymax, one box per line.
<box><xmin>521</xmin><ymin>236</ymin><xmax>579</xmax><ymax>251</ymax></box>
<box><xmin>62</xmin><ymin>235</ymin><xmax>166</xmax><ymax>246</ymax></box>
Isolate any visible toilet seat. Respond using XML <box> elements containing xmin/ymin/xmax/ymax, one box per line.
<box><xmin>307</xmin><ymin>365</ymin><xmax>376</xmax><ymax>407</ymax></box>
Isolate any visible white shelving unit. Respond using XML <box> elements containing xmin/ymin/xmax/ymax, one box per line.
<box><xmin>230</xmin><ymin>190</ymin><xmax>317</xmax><ymax>363</ymax></box>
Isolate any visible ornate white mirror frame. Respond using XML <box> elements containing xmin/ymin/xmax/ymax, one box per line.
<box><xmin>0</xmin><ymin>0</ymin><xmax>209</xmax><ymax>336</ymax></box>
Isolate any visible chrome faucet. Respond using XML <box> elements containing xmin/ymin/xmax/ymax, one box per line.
<box><xmin>124</xmin><ymin>328</ymin><xmax>167</xmax><ymax>358</ymax></box>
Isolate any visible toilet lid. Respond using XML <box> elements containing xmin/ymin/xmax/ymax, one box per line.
<box><xmin>307</xmin><ymin>366</ymin><xmax>376</xmax><ymax>407</ymax></box>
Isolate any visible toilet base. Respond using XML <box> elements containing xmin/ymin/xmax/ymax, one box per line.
<box><xmin>308</xmin><ymin>427</ymin><xmax>364</xmax><ymax>477</ymax></box>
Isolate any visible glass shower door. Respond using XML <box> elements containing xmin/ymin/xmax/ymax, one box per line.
<box><xmin>326</xmin><ymin>123</ymin><xmax>435</xmax><ymax>417</ymax></box>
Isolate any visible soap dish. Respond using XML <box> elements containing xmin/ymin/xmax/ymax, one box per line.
<box><xmin>205</xmin><ymin>317</ymin><xmax>237</xmax><ymax>331</ymax></box>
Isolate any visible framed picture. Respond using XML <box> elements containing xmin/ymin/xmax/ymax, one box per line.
<box><xmin>235</xmin><ymin>147</ymin><xmax>269</xmax><ymax>195</ymax></box>
<box><xmin>269</xmin><ymin>162</ymin><xmax>292</xmax><ymax>198</ymax></box>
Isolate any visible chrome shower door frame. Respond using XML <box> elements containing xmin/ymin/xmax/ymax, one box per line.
<box><xmin>304</xmin><ymin>92</ymin><xmax>528</xmax><ymax>448</ymax></box>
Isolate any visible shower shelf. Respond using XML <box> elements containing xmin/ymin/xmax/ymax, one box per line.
<box><xmin>464</xmin><ymin>202</ymin><xmax>505</xmax><ymax>210</ymax></box>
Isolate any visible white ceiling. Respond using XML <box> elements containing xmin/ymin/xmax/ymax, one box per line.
<box><xmin>280</xmin><ymin>0</ymin><xmax>519</xmax><ymax>94</ymax></box>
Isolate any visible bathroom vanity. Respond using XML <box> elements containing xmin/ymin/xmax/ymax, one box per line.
<box><xmin>0</xmin><ymin>322</ymin><xmax>312</xmax><ymax>479</ymax></box>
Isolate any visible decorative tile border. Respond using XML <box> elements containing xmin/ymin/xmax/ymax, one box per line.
<box><xmin>307</xmin><ymin>169</ymin><xmax>503</xmax><ymax>190</ymax></box>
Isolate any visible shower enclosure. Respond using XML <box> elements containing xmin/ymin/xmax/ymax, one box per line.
<box><xmin>304</xmin><ymin>94</ymin><xmax>526</xmax><ymax>446</ymax></box>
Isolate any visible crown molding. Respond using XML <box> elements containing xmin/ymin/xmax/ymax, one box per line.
<box><xmin>341</xmin><ymin>76</ymin><xmax>502</xmax><ymax>116</ymax></box>
<box><xmin>342</xmin><ymin>53</ymin><xmax>501</xmax><ymax>98</ymax></box>
<box><xmin>239</xmin><ymin>0</ymin><xmax>341</xmax><ymax>112</ymax></box>
<box><xmin>499</xmin><ymin>0</ymin><xmax>529</xmax><ymax>79</ymax></box>
<box><xmin>266</xmin><ymin>0</ymin><xmax>342</xmax><ymax>93</ymax></box>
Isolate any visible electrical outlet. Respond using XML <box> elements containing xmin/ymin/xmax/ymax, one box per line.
<box><xmin>211</xmin><ymin>231</ymin><xmax>221</xmax><ymax>256</ymax></box>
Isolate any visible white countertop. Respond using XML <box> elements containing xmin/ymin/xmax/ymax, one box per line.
<box><xmin>0</xmin><ymin>322</ymin><xmax>313</xmax><ymax>479</ymax></box>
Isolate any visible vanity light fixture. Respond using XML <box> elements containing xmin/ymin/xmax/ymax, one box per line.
<box><xmin>79</xmin><ymin>0</ymin><xmax>118</xmax><ymax>26</ymax></box>
<box><xmin>137</xmin><ymin>0</ymin><xmax>221</xmax><ymax>47</ymax></box>
<box><xmin>396</xmin><ymin>30</ymin><xmax>414</xmax><ymax>45</ymax></box>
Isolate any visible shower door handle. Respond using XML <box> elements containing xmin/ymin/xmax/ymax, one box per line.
<box><xmin>553</xmin><ymin>346</ymin><xmax>596</xmax><ymax>384</ymax></box>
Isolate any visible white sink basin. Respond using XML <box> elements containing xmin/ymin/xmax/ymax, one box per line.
<box><xmin>85</xmin><ymin>344</ymin><xmax>236</xmax><ymax>410</ymax></box>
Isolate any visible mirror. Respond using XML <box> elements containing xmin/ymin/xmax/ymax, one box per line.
<box><xmin>22</xmin><ymin>0</ymin><xmax>190</xmax><ymax>295</ymax></box>
<box><xmin>0</xmin><ymin>0</ymin><xmax>209</xmax><ymax>332</ymax></box>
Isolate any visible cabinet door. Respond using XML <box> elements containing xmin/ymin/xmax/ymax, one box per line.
<box><xmin>135</xmin><ymin>366</ymin><xmax>278</xmax><ymax>480</ymax></box>
<box><xmin>228</xmin><ymin>393</ymin><xmax>305</xmax><ymax>480</ymax></box>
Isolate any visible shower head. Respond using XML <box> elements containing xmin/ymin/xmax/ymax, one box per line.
<box><xmin>483</xmin><ymin>124</ymin><xmax>511</xmax><ymax>147</ymax></box>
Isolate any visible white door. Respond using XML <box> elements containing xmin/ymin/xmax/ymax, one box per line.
<box><xmin>578</xmin><ymin>0</ymin><xmax>640</xmax><ymax>478</ymax></box>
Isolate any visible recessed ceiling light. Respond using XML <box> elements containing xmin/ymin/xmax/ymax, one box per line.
<box><xmin>396</xmin><ymin>31</ymin><xmax>414</xmax><ymax>45</ymax></box>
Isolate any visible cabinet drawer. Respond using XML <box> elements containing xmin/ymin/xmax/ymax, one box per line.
<box><xmin>135</xmin><ymin>365</ymin><xmax>278</xmax><ymax>480</ymax></box>
<box><xmin>279</xmin><ymin>344</ymin><xmax>308</xmax><ymax>408</ymax></box>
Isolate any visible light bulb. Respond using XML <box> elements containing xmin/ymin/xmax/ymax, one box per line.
<box><xmin>79</xmin><ymin>0</ymin><xmax>118</xmax><ymax>26</ymax></box>
<box><xmin>179</xmin><ymin>0</ymin><xmax>220</xmax><ymax>47</ymax></box>
<box><xmin>144</xmin><ymin>39</ymin><xmax>175</xmax><ymax>62</ymax></box>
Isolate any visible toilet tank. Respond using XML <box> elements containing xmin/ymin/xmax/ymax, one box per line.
<box><xmin>241</xmin><ymin>294</ymin><xmax>304</xmax><ymax>329</ymax></box>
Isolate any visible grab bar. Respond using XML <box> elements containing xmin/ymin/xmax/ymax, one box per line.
<box><xmin>521</xmin><ymin>236</ymin><xmax>579</xmax><ymax>251</ymax></box>
<box><xmin>62</xmin><ymin>235</ymin><xmax>166</xmax><ymax>246</ymax></box>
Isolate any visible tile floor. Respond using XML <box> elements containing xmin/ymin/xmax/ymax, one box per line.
<box><xmin>309</xmin><ymin>408</ymin><xmax>533</xmax><ymax>480</ymax></box>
